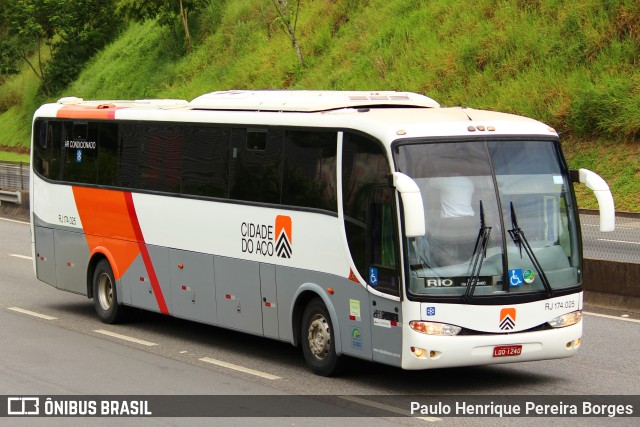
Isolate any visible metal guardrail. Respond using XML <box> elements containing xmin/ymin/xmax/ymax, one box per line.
<box><xmin>0</xmin><ymin>161</ymin><xmax>29</xmax><ymax>191</ymax></box>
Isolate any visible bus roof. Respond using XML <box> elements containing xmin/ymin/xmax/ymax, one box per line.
<box><xmin>42</xmin><ymin>91</ymin><xmax>556</xmax><ymax>141</ymax></box>
<box><xmin>189</xmin><ymin>90</ymin><xmax>440</xmax><ymax>112</ymax></box>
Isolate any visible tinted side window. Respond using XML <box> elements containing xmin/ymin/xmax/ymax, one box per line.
<box><xmin>181</xmin><ymin>126</ymin><xmax>230</xmax><ymax>198</ymax></box>
<box><xmin>97</xmin><ymin>123</ymin><xmax>119</xmax><ymax>186</ymax></box>
<box><xmin>282</xmin><ymin>131</ymin><xmax>337</xmax><ymax>212</ymax></box>
<box><xmin>138</xmin><ymin>125</ymin><xmax>182</xmax><ymax>193</ymax></box>
<box><xmin>342</xmin><ymin>132</ymin><xmax>391</xmax><ymax>280</ymax></box>
<box><xmin>117</xmin><ymin>123</ymin><xmax>140</xmax><ymax>188</ymax></box>
<box><xmin>62</xmin><ymin>121</ymin><xmax>99</xmax><ymax>184</ymax></box>
<box><xmin>34</xmin><ymin>120</ymin><xmax>53</xmax><ymax>178</ymax></box>
<box><xmin>229</xmin><ymin>128</ymin><xmax>283</xmax><ymax>204</ymax></box>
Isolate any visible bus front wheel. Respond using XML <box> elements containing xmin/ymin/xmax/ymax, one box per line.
<box><xmin>92</xmin><ymin>259</ymin><xmax>127</xmax><ymax>324</ymax></box>
<box><xmin>301</xmin><ymin>298</ymin><xmax>341</xmax><ymax>376</ymax></box>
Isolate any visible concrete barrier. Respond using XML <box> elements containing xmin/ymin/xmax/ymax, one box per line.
<box><xmin>583</xmin><ymin>259</ymin><xmax>640</xmax><ymax>312</ymax></box>
<box><xmin>0</xmin><ymin>189</ymin><xmax>22</xmax><ymax>204</ymax></box>
<box><xmin>0</xmin><ymin>190</ymin><xmax>29</xmax><ymax>220</ymax></box>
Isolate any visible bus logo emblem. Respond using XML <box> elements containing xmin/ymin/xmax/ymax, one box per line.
<box><xmin>275</xmin><ymin>215</ymin><xmax>292</xmax><ymax>258</ymax></box>
<box><xmin>499</xmin><ymin>308</ymin><xmax>516</xmax><ymax>330</ymax></box>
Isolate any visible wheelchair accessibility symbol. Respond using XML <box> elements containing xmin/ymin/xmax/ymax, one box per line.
<box><xmin>369</xmin><ymin>267</ymin><xmax>379</xmax><ymax>286</ymax></box>
<box><xmin>508</xmin><ymin>269</ymin><xmax>524</xmax><ymax>287</ymax></box>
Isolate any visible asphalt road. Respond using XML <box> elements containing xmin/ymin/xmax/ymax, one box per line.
<box><xmin>0</xmin><ymin>217</ymin><xmax>639</xmax><ymax>426</ymax></box>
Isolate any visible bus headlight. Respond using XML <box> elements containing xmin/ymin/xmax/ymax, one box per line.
<box><xmin>409</xmin><ymin>321</ymin><xmax>461</xmax><ymax>336</ymax></box>
<box><xmin>548</xmin><ymin>310</ymin><xmax>582</xmax><ymax>328</ymax></box>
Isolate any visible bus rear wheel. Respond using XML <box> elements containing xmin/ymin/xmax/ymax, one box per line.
<box><xmin>301</xmin><ymin>298</ymin><xmax>341</xmax><ymax>376</ymax></box>
<box><xmin>92</xmin><ymin>259</ymin><xmax>127</xmax><ymax>324</ymax></box>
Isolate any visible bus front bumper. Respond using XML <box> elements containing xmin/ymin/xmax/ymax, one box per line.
<box><xmin>401</xmin><ymin>321</ymin><xmax>582</xmax><ymax>370</ymax></box>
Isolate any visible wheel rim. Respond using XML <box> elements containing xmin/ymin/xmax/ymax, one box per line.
<box><xmin>97</xmin><ymin>272</ymin><xmax>113</xmax><ymax>311</ymax></box>
<box><xmin>307</xmin><ymin>313</ymin><xmax>331</xmax><ymax>360</ymax></box>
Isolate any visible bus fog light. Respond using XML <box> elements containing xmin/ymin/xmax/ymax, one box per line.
<box><xmin>566</xmin><ymin>338</ymin><xmax>581</xmax><ymax>349</ymax></box>
<box><xmin>409</xmin><ymin>321</ymin><xmax>461</xmax><ymax>336</ymax></box>
<box><xmin>548</xmin><ymin>310</ymin><xmax>582</xmax><ymax>328</ymax></box>
<box><xmin>411</xmin><ymin>346</ymin><xmax>427</xmax><ymax>358</ymax></box>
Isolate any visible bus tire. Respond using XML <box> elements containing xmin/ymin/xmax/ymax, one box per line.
<box><xmin>301</xmin><ymin>298</ymin><xmax>341</xmax><ymax>376</ymax></box>
<box><xmin>92</xmin><ymin>259</ymin><xmax>127</xmax><ymax>324</ymax></box>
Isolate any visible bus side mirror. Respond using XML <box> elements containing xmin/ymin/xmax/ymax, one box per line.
<box><xmin>571</xmin><ymin>168</ymin><xmax>615</xmax><ymax>232</ymax></box>
<box><xmin>391</xmin><ymin>172</ymin><xmax>426</xmax><ymax>237</ymax></box>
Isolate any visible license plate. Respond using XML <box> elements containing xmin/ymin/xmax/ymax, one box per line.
<box><xmin>493</xmin><ymin>345</ymin><xmax>522</xmax><ymax>357</ymax></box>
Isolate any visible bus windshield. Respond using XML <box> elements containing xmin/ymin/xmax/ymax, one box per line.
<box><xmin>394</xmin><ymin>139</ymin><xmax>581</xmax><ymax>299</ymax></box>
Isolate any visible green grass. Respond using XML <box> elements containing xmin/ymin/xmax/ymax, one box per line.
<box><xmin>0</xmin><ymin>151</ymin><xmax>30</xmax><ymax>163</ymax></box>
<box><xmin>0</xmin><ymin>0</ymin><xmax>638</xmax><ymax>210</ymax></box>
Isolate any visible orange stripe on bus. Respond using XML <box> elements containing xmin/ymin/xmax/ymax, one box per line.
<box><xmin>72</xmin><ymin>187</ymin><xmax>140</xmax><ymax>280</ymax></box>
<box><xmin>56</xmin><ymin>105</ymin><xmax>120</xmax><ymax>120</ymax></box>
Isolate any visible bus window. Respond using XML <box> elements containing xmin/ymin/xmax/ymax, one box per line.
<box><xmin>138</xmin><ymin>125</ymin><xmax>182</xmax><ymax>193</ymax></box>
<box><xmin>97</xmin><ymin>123</ymin><xmax>119</xmax><ymax>186</ymax></box>
<box><xmin>181</xmin><ymin>126</ymin><xmax>230</xmax><ymax>198</ymax></box>
<box><xmin>342</xmin><ymin>132</ymin><xmax>391</xmax><ymax>281</ymax></box>
<box><xmin>62</xmin><ymin>121</ymin><xmax>99</xmax><ymax>184</ymax></box>
<box><xmin>34</xmin><ymin>120</ymin><xmax>51</xmax><ymax>178</ymax></box>
<box><xmin>229</xmin><ymin>128</ymin><xmax>283</xmax><ymax>204</ymax></box>
<box><xmin>117</xmin><ymin>123</ymin><xmax>141</xmax><ymax>188</ymax></box>
<box><xmin>368</xmin><ymin>186</ymin><xmax>399</xmax><ymax>296</ymax></box>
<box><xmin>282</xmin><ymin>130</ymin><xmax>337</xmax><ymax>212</ymax></box>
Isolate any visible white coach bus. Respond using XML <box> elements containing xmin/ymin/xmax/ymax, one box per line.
<box><xmin>30</xmin><ymin>91</ymin><xmax>614</xmax><ymax>375</ymax></box>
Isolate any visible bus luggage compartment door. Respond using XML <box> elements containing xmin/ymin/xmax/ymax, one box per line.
<box><xmin>214</xmin><ymin>256</ymin><xmax>263</xmax><ymax>336</ymax></box>
<box><xmin>169</xmin><ymin>249</ymin><xmax>217</xmax><ymax>325</ymax></box>
<box><xmin>34</xmin><ymin>226</ymin><xmax>57</xmax><ymax>287</ymax></box>
<box><xmin>259</xmin><ymin>263</ymin><xmax>279</xmax><ymax>339</ymax></box>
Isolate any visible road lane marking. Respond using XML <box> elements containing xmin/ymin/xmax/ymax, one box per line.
<box><xmin>596</xmin><ymin>238</ymin><xmax>640</xmax><ymax>245</ymax></box>
<box><xmin>584</xmin><ymin>312</ymin><xmax>640</xmax><ymax>324</ymax></box>
<box><xmin>339</xmin><ymin>395</ymin><xmax>441</xmax><ymax>422</ymax></box>
<box><xmin>8</xmin><ymin>307</ymin><xmax>57</xmax><ymax>320</ymax></box>
<box><xmin>0</xmin><ymin>217</ymin><xmax>29</xmax><ymax>225</ymax></box>
<box><xmin>94</xmin><ymin>329</ymin><xmax>158</xmax><ymax>346</ymax></box>
<box><xmin>9</xmin><ymin>254</ymin><xmax>32</xmax><ymax>260</ymax></box>
<box><xmin>199</xmin><ymin>357</ymin><xmax>281</xmax><ymax>380</ymax></box>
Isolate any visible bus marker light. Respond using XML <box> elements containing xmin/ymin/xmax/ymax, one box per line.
<box><xmin>178</xmin><ymin>263</ymin><xmax>184</xmax><ymax>269</ymax></box>
<box><xmin>396</xmin><ymin>130</ymin><xmax>407</xmax><ymax>135</ymax></box>
<box><xmin>327</xmin><ymin>288</ymin><xmax>334</xmax><ymax>295</ymax></box>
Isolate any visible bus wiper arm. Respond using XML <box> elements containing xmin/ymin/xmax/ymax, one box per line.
<box><xmin>507</xmin><ymin>202</ymin><xmax>553</xmax><ymax>297</ymax></box>
<box><xmin>464</xmin><ymin>201</ymin><xmax>491</xmax><ymax>302</ymax></box>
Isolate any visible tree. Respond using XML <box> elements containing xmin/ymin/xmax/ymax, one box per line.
<box><xmin>270</xmin><ymin>0</ymin><xmax>304</xmax><ymax>68</ymax></box>
<box><xmin>5</xmin><ymin>0</ymin><xmax>60</xmax><ymax>92</ymax></box>
<box><xmin>43</xmin><ymin>0</ymin><xmax>123</xmax><ymax>94</ymax></box>
<box><xmin>116</xmin><ymin>0</ymin><xmax>207</xmax><ymax>53</ymax></box>
<box><xmin>3</xmin><ymin>0</ymin><xmax>122</xmax><ymax>95</ymax></box>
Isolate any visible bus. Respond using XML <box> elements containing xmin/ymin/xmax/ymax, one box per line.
<box><xmin>30</xmin><ymin>90</ymin><xmax>614</xmax><ymax>376</ymax></box>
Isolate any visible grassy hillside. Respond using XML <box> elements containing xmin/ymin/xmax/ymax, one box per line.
<box><xmin>1</xmin><ymin>0</ymin><xmax>638</xmax><ymax>210</ymax></box>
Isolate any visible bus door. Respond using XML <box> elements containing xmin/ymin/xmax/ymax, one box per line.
<box><xmin>367</xmin><ymin>187</ymin><xmax>402</xmax><ymax>366</ymax></box>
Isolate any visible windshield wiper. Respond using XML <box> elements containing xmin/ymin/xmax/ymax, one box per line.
<box><xmin>464</xmin><ymin>201</ymin><xmax>492</xmax><ymax>302</ymax></box>
<box><xmin>507</xmin><ymin>202</ymin><xmax>553</xmax><ymax>296</ymax></box>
